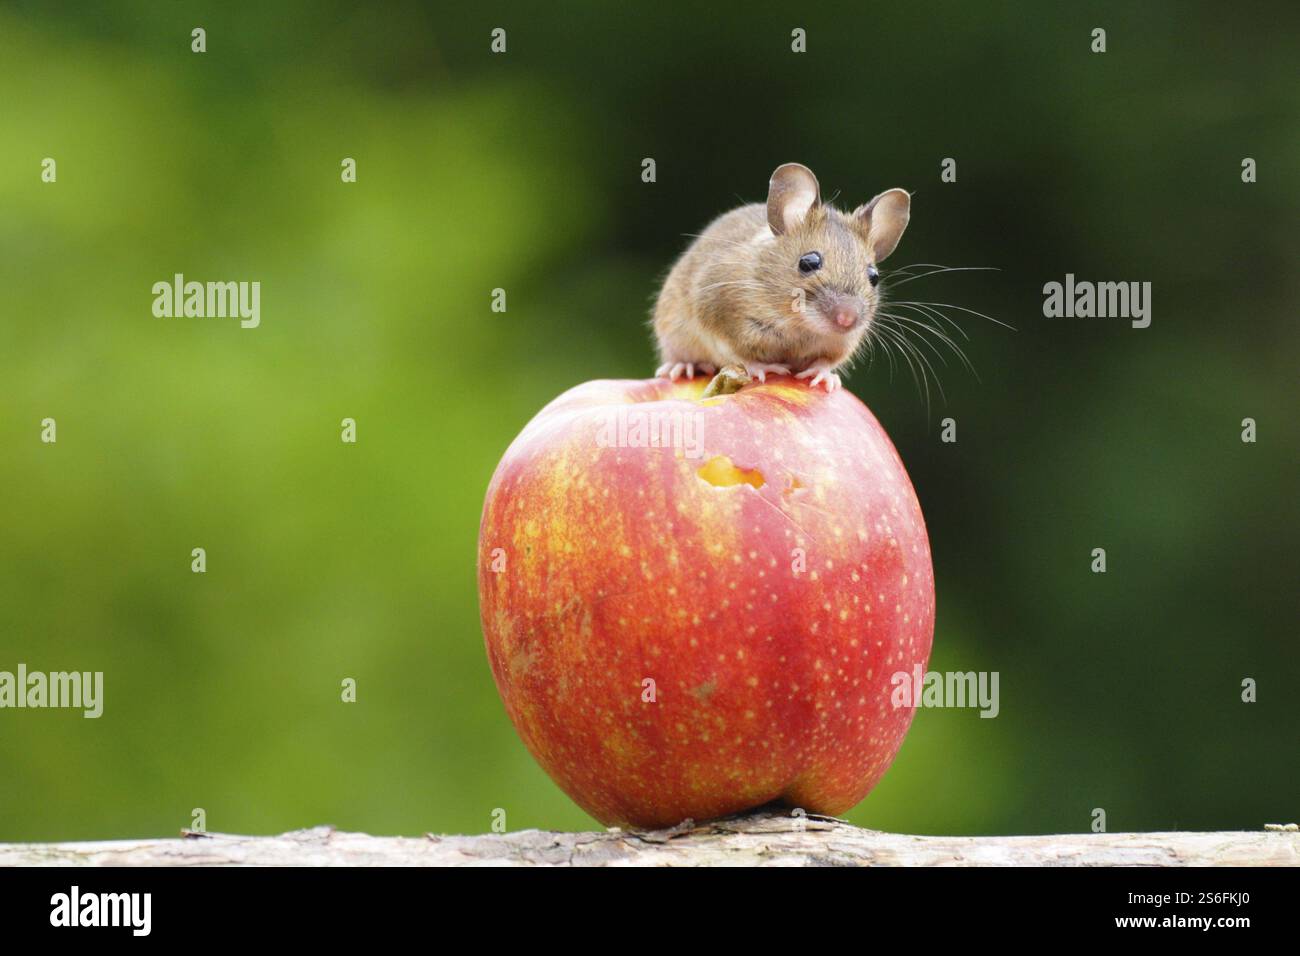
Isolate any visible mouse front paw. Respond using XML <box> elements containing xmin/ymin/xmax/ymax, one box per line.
<box><xmin>656</xmin><ymin>361</ymin><xmax>716</xmax><ymax>382</ymax></box>
<box><xmin>742</xmin><ymin>362</ymin><xmax>790</xmax><ymax>384</ymax></box>
<box><xmin>795</xmin><ymin>363</ymin><xmax>842</xmax><ymax>392</ymax></box>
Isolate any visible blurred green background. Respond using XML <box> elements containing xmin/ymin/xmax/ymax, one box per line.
<box><xmin>1</xmin><ymin>1</ymin><xmax>1296</xmax><ymax>841</ymax></box>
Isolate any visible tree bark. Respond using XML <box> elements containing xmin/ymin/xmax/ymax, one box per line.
<box><xmin>3</xmin><ymin>812</ymin><xmax>1296</xmax><ymax>866</ymax></box>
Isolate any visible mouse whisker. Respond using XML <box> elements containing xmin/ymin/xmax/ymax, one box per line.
<box><xmin>879</xmin><ymin>314</ymin><xmax>955</xmax><ymax>369</ymax></box>
<box><xmin>881</xmin><ymin>262</ymin><xmax>953</xmax><ymax>276</ymax></box>
<box><xmin>889</xmin><ymin>299</ymin><xmax>1016</xmax><ymax>332</ymax></box>
<box><xmin>885</xmin><ymin>261</ymin><xmax>991</xmax><ymax>274</ymax></box>
<box><xmin>886</xmin><ymin>308</ymin><xmax>977</xmax><ymax>368</ymax></box>
<box><xmin>883</xmin><ymin>324</ymin><xmax>933</xmax><ymax>403</ymax></box>
<box><xmin>884</xmin><ymin>301</ymin><xmax>971</xmax><ymax>341</ymax></box>
<box><xmin>874</xmin><ymin>323</ymin><xmax>933</xmax><ymax>413</ymax></box>
<box><xmin>864</xmin><ymin>320</ymin><xmax>900</xmax><ymax>384</ymax></box>
<box><xmin>879</xmin><ymin>312</ymin><xmax>979</xmax><ymax>382</ymax></box>
<box><xmin>884</xmin><ymin>265</ymin><xmax>1000</xmax><ymax>288</ymax></box>
<box><xmin>876</xmin><ymin>320</ymin><xmax>946</xmax><ymax>413</ymax></box>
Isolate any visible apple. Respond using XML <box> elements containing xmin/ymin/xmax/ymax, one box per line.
<box><xmin>478</xmin><ymin>375</ymin><xmax>934</xmax><ymax>828</ymax></box>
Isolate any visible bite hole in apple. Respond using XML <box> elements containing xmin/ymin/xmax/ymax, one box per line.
<box><xmin>696</xmin><ymin>455</ymin><xmax>766</xmax><ymax>489</ymax></box>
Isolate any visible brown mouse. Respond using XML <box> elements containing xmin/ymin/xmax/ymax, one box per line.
<box><xmin>652</xmin><ymin>163</ymin><xmax>911</xmax><ymax>391</ymax></box>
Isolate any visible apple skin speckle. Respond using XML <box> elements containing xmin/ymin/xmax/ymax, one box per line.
<box><xmin>478</xmin><ymin>376</ymin><xmax>935</xmax><ymax>828</ymax></box>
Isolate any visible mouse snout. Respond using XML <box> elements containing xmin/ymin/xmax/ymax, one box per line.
<box><xmin>820</xmin><ymin>294</ymin><xmax>864</xmax><ymax>331</ymax></box>
<box><xmin>831</xmin><ymin>303</ymin><xmax>859</xmax><ymax>329</ymax></box>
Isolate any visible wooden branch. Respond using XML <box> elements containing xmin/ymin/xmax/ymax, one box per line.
<box><xmin>3</xmin><ymin>812</ymin><xmax>1296</xmax><ymax>866</ymax></box>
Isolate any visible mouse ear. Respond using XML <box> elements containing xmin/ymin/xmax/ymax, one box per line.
<box><xmin>767</xmin><ymin>163</ymin><xmax>821</xmax><ymax>235</ymax></box>
<box><xmin>854</xmin><ymin>189</ymin><xmax>911</xmax><ymax>262</ymax></box>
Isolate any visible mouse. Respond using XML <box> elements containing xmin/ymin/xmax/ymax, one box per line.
<box><xmin>652</xmin><ymin>163</ymin><xmax>911</xmax><ymax>391</ymax></box>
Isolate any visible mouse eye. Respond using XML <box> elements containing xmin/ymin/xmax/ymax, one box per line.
<box><xmin>798</xmin><ymin>252</ymin><xmax>823</xmax><ymax>274</ymax></box>
<box><xmin>867</xmin><ymin>264</ymin><xmax>880</xmax><ymax>287</ymax></box>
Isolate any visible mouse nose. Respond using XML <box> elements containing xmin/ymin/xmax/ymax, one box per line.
<box><xmin>829</xmin><ymin>302</ymin><xmax>860</xmax><ymax>330</ymax></box>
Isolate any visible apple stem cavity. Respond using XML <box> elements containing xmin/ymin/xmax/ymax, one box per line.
<box><xmin>700</xmin><ymin>364</ymin><xmax>751</xmax><ymax>398</ymax></box>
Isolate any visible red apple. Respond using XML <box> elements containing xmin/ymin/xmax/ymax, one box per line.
<box><xmin>478</xmin><ymin>375</ymin><xmax>934</xmax><ymax>828</ymax></box>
